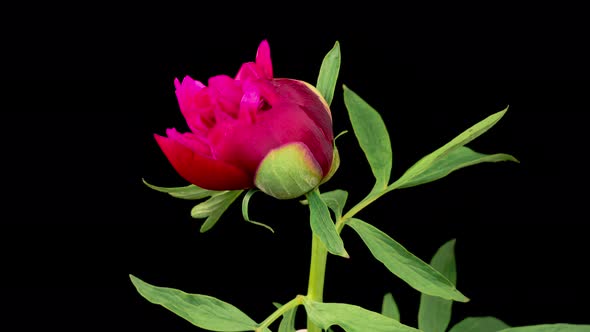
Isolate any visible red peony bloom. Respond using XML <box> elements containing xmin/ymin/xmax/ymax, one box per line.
<box><xmin>155</xmin><ymin>40</ymin><xmax>334</xmax><ymax>199</ymax></box>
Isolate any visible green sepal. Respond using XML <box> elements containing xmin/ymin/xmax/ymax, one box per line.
<box><xmin>242</xmin><ymin>189</ymin><xmax>275</xmax><ymax>233</ymax></box>
<box><xmin>191</xmin><ymin>190</ymin><xmax>244</xmax><ymax>232</ymax></box>
<box><xmin>255</xmin><ymin>142</ymin><xmax>323</xmax><ymax>200</ymax></box>
<box><xmin>142</xmin><ymin>178</ymin><xmax>219</xmax><ymax>200</ymax></box>
<box><xmin>320</xmin><ymin>143</ymin><xmax>341</xmax><ymax>185</ymax></box>
<box><xmin>320</xmin><ymin>130</ymin><xmax>346</xmax><ymax>186</ymax></box>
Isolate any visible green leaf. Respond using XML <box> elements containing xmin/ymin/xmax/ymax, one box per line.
<box><xmin>381</xmin><ymin>292</ymin><xmax>400</xmax><ymax>322</ymax></box>
<box><xmin>299</xmin><ymin>189</ymin><xmax>348</xmax><ymax>219</ymax></box>
<box><xmin>396</xmin><ymin>146</ymin><xmax>518</xmax><ymax>189</ymax></box>
<box><xmin>191</xmin><ymin>190</ymin><xmax>244</xmax><ymax>232</ymax></box>
<box><xmin>418</xmin><ymin>239</ymin><xmax>458</xmax><ymax>332</ymax></box>
<box><xmin>320</xmin><ymin>189</ymin><xmax>349</xmax><ymax>221</ymax></box>
<box><xmin>499</xmin><ymin>324</ymin><xmax>590</xmax><ymax>332</ymax></box>
<box><xmin>391</xmin><ymin>108</ymin><xmax>517</xmax><ymax>190</ymax></box>
<box><xmin>278</xmin><ymin>305</ymin><xmax>298</xmax><ymax>332</ymax></box>
<box><xmin>306</xmin><ymin>188</ymin><xmax>348</xmax><ymax>258</ymax></box>
<box><xmin>142</xmin><ymin>178</ymin><xmax>218</xmax><ymax>200</ymax></box>
<box><xmin>448</xmin><ymin>316</ymin><xmax>510</xmax><ymax>332</ymax></box>
<box><xmin>347</xmin><ymin>218</ymin><xmax>468</xmax><ymax>302</ymax></box>
<box><xmin>242</xmin><ymin>189</ymin><xmax>275</xmax><ymax>233</ymax></box>
<box><xmin>299</xmin><ymin>189</ymin><xmax>348</xmax><ymax>220</ymax></box>
<box><xmin>303</xmin><ymin>297</ymin><xmax>420</xmax><ymax>332</ymax></box>
<box><xmin>130</xmin><ymin>274</ymin><xmax>262</xmax><ymax>331</ymax></box>
<box><xmin>343</xmin><ymin>85</ymin><xmax>392</xmax><ymax>190</ymax></box>
<box><xmin>316</xmin><ymin>41</ymin><xmax>341</xmax><ymax>106</ymax></box>
<box><xmin>273</xmin><ymin>301</ymin><xmax>300</xmax><ymax>332</ymax></box>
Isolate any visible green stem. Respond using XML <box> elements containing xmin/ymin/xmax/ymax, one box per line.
<box><xmin>303</xmin><ymin>185</ymin><xmax>397</xmax><ymax>331</ymax></box>
<box><xmin>256</xmin><ymin>295</ymin><xmax>304</xmax><ymax>331</ymax></box>
<box><xmin>306</xmin><ymin>234</ymin><xmax>328</xmax><ymax>332</ymax></box>
<box><xmin>338</xmin><ymin>184</ymin><xmax>397</xmax><ymax>227</ymax></box>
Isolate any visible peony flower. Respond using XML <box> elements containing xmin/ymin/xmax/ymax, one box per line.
<box><xmin>154</xmin><ymin>40</ymin><xmax>335</xmax><ymax>199</ymax></box>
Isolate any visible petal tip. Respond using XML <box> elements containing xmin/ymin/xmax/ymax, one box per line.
<box><xmin>256</xmin><ymin>39</ymin><xmax>273</xmax><ymax>79</ymax></box>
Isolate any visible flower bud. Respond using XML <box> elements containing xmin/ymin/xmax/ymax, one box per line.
<box><xmin>154</xmin><ymin>40</ymin><xmax>334</xmax><ymax>199</ymax></box>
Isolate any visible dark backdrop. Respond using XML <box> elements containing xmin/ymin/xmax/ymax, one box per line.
<box><xmin>3</xmin><ymin>4</ymin><xmax>589</xmax><ymax>331</ymax></box>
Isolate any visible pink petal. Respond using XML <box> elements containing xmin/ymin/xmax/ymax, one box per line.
<box><xmin>165</xmin><ymin>128</ymin><xmax>212</xmax><ymax>157</ymax></box>
<box><xmin>255</xmin><ymin>40</ymin><xmax>273</xmax><ymax>79</ymax></box>
<box><xmin>235</xmin><ymin>62</ymin><xmax>261</xmax><ymax>81</ymax></box>
<box><xmin>212</xmin><ymin>102</ymin><xmax>333</xmax><ymax>177</ymax></box>
<box><xmin>273</xmin><ymin>79</ymin><xmax>333</xmax><ymax>144</ymax></box>
<box><xmin>174</xmin><ymin>76</ymin><xmax>213</xmax><ymax>133</ymax></box>
<box><xmin>235</xmin><ymin>40</ymin><xmax>274</xmax><ymax>80</ymax></box>
<box><xmin>208</xmin><ymin>75</ymin><xmax>242</xmax><ymax>118</ymax></box>
<box><xmin>238</xmin><ymin>82</ymin><xmax>263</xmax><ymax>124</ymax></box>
<box><xmin>154</xmin><ymin>133</ymin><xmax>252</xmax><ymax>190</ymax></box>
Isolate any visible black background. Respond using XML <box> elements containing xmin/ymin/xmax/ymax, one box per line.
<box><xmin>2</xmin><ymin>3</ymin><xmax>589</xmax><ymax>331</ymax></box>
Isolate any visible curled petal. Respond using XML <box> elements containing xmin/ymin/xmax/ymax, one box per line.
<box><xmin>235</xmin><ymin>40</ymin><xmax>274</xmax><ymax>80</ymax></box>
<box><xmin>235</xmin><ymin>62</ymin><xmax>261</xmax><ymax>81</ymax></box>
<box><xmin>174</xmin><ymin>76</ymin><xmax>212</xmax><ymax>133</ymax></box>
<box><xmin>255</xmin><ymin>39</ymin><xmax>273</xmax><ymax>79</ymax></box>
<box><xmin>239</xmin><ymin>88</ymin><xmax>261</xmax><ymax>124</ymax></box>
<box><xmin>164</xmin><ymin>128</ymin><xmax>212</xmax><ymax>157</ymax></box>
<box><xmin>174</xmin><ymin>76</ymin><xmax>207</xmax><ymax>113</ymax></box>
<box><xmin>154</xmin><ymin>133</ymin><xmax>252</xmax><ymax>190</ymax></box>
<box><xmin>207</xmin><ymin>75</ymin><xmax>242</xmax><ymax>118</ymax></box>
<box><xmin>174</xmin><ymin>75</ymin><xmax>205</xmax><ymax>92</ymax></box>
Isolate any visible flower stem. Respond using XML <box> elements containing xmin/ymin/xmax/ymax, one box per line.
<box><xmin>306</xmin><ymin>234</ymin><xmax>328</xmax><ymax>332</ymax></box>
<box><xmin>303</xmin><ymin>185</ymin><xmax>395</xmax><ymax>331</ymax></box>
